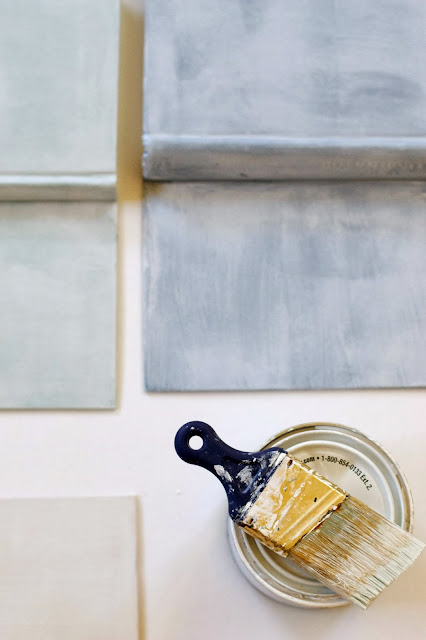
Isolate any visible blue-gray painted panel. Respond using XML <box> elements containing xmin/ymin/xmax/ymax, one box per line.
<box><xmin>143</xmin><ymin>0</ymin><xmax>426</xmax><ymax>180</ymax></box>
<box><xmin>144</xmin><ymin>182</ymin><xmax>426</xmax><ymax>391</ymax></box>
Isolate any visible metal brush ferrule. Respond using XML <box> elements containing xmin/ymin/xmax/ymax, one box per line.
<box><xmin>240</xmin><ymin>454</ymin><xmax>347</xmax><ymax>553</ymax></box>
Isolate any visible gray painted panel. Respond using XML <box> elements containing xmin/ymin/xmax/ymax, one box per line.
<box><xmin>0</xmin><ymin>202</ymin><xmax>117</xmax><ymax>408</ymax></box>
<box><xmin>0</xmin><ymin>0</ymin><xmax>119</xmax><ymax>198</ymax></box>
<box><xmin>143</xmin><ymin>0</ymin><xmax>426</xmax><ymax>180</ymax></box>
<box><xmin>144</xmin><ymin>182</ymin><xmax>426</xmax><ymax>391</ymax></box>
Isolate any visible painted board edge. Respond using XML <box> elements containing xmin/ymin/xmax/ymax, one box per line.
<box><xmin>143</xmin><ymin>135</ymin><xmax>426</xmax><ymax>181</ymax></box>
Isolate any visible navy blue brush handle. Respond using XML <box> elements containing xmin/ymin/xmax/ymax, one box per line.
<box><xmin>175</xmin><ymin>421</ymin><xmax>285</xmax><ymax>520</ymax></box>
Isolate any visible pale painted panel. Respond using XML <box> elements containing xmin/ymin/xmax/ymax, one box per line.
<box><xmin>0</xmin><ymin>202</ymin><xmax>116</xmax><ymax>408</ymax></box>
<box><xmin>0</xmin><ymin>0</ymin><xmax>120</xmax><ymax>197</ymax></box>
<box><xmin>0</xmin><ymin>497</ymin><xmax>138</xmax><ymax>640</ymax></box>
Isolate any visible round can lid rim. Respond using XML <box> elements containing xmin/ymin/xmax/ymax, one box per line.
<box><xmin>227</xmin><ymin>516</ymin><xmax>350</xmax><ymax>609</ymax></box>
<box><xmin>228</xmin><ymin>421</ymin><xmax>414</xmax><ymax>608</ymax></box>
<box><xmin>258</xmin><ymin>420</ymin><xmax>414</xmax><ymax>530</ymax></box>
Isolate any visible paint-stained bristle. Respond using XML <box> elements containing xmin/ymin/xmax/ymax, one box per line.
<box><xmin>289</xmin><ymin>496</ymin><xmax>425</xmax><ymax>609</ymax></box>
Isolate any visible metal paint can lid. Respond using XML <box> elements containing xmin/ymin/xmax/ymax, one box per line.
<box><xmin>227</xmin><ymin>422</ymin><xmax>414</xmax><ymax>608</ymax></box>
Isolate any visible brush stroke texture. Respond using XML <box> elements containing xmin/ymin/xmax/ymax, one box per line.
<box><xmin>0</xmin><ymin>497</ymin><xmax>139</xmax><ymax>640</ymax></box>
<box><xmin>0</xmin><ymin>202</ymin><xmax>116</xmax><ymax>408</ymax></box>
<box><xmin>143</xmin><ymin>0</ymin><xmax>426</xmax><ymax>180</ymax></box>
<box><xmin>0</xmin><ymin>0</ymin><xmax>120</xmax><ymax>199</ymax></box>
<box><xmin>144</xmin><ymin>181</ymin><xmax>426</xmax><ymax>391</ymax></box>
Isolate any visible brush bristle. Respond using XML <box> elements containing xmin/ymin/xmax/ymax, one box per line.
<box><xmin>288</xmin><ymin>496</ymin><xmax>424</xmax><ymax>609</ymax></box>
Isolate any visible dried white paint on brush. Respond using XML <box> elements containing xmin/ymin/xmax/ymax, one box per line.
<box><xmin>236</xmin><ymin>451</ymin><xmax>286</xmax><ymax>508</ymax></box>
<box><xmin>214</xmin><ymin>451</ymin><xmax>286</xmax><ymax>505</ymax></box>
<box><xmin>236</xmin><ymin>466</ymin><xmax>254</xmax><ymax>488</ymax></box>
<box><xmin>214</xmin><ymin>465</ymin><xmax>233</xmax><ymax>485</ymax></box>
<box><xmin>241</xmin><ymin>454</ymin><xmax>346</xmax><ymax>553</ymax></box>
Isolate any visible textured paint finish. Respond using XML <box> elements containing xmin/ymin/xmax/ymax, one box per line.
<box><xmin>143</xmin><ymin>135</ymin><xmax>426</xmax><ymax>181</ymax></box>
<box><xmin>143</xmin><ymin>181</ymin><xmax>426</xmax><ymax>391</ymax></box>
<box><xmin>0</xmin><ymin>0</ymin><xmax>120</xmax><ymax>199</ymax></box>
<box><xmin>0</xmin><ymin>174</ymin><xmax>117</xmax><ymax>201</ymax></box>
<box><xmin>0</xmin><ymin>497</ymin><xmax>139</xmax><ymax>640</ymax></box>
<box><xmin>143</xmin><ymin>0</ymin><xmax>426</xmax><ymax>180</ymax></box>
<box><xmin>242</xmin><ymin>455</ymin><xmax>346</xmax><ymax>553</ymax></box>
<box><xmin>0</xmin><ymin>202</ymin><xmax>116</xmax><ymax>408</ymax></box>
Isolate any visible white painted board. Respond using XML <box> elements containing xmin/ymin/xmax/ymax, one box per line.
<box><xmin>0</xmin><ymin>497</ymin><xmax>139</xmax><ymax>640</ymax></box>
<box><xmin>143</xmin><ymin>0</ymin><xmax>426</xmax><ymax>180</ymax></box>
<box><xmin>0</xmin><ymin>0</ymin><xmax>120</xmax><ymax>200</ymax></box>
<box><xmin>0</xmin><ymin>202</ymin><xmax>117</xmax><ymax>408</ymax></box>
<box><xmin>144</xmin><ymin>181</ymin><xmax>426</xmax><ymax>391</ymax></box>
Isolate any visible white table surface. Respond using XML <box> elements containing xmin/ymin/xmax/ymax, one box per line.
<box><xmin>0</xmin><ymin>1</ymin><xmax>424</xmax><ymax>637</ymax></box>
<box><xmin>0</xmin><ymin>202</ymin><xmax>423</xmax><ymax>640</ymax></box>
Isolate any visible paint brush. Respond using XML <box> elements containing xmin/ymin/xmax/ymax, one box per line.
<box><xmin>175</xmin><ymin>421</ymin><xmax>424</xmax><ymax>609</ymax></box>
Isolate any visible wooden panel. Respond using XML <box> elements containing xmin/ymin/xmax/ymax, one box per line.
<box><xmin>144</xmin><ymin>181</ymin><xmax>426</xmax><ymax>391</ymax></box>
<box><xmin>143</xmin><ymin>0</ymin><xmax>426</xmax><ymax>180</ymax></box>
<box><xmin>0</xmin><ymin>0</ymin><xmax>120</xmax><ymax>200</ymax></box>
<box><xmin>0</xmin><ymin>202</ymin><xmax>117</xmax><ymax>408</ymax></box>
<box><xmin>0</xmin><ymin>497</ymin><xmax>138</xmax><ymax>640</ymax></box>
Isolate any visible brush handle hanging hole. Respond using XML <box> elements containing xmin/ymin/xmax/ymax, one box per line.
<box><xmin>175</xmin><ymin>421</ymin><xmax>242</xmax><ymax>468</ymax></box>
<box><xmin>188</xmin><ymin>434</ymin><xmax>204</xmax><ymax>450</ymax></box>
<box><xmin>175</xmin><ymin>421</ymin><xmax>287</xmax><ymax>520</ymax></box>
